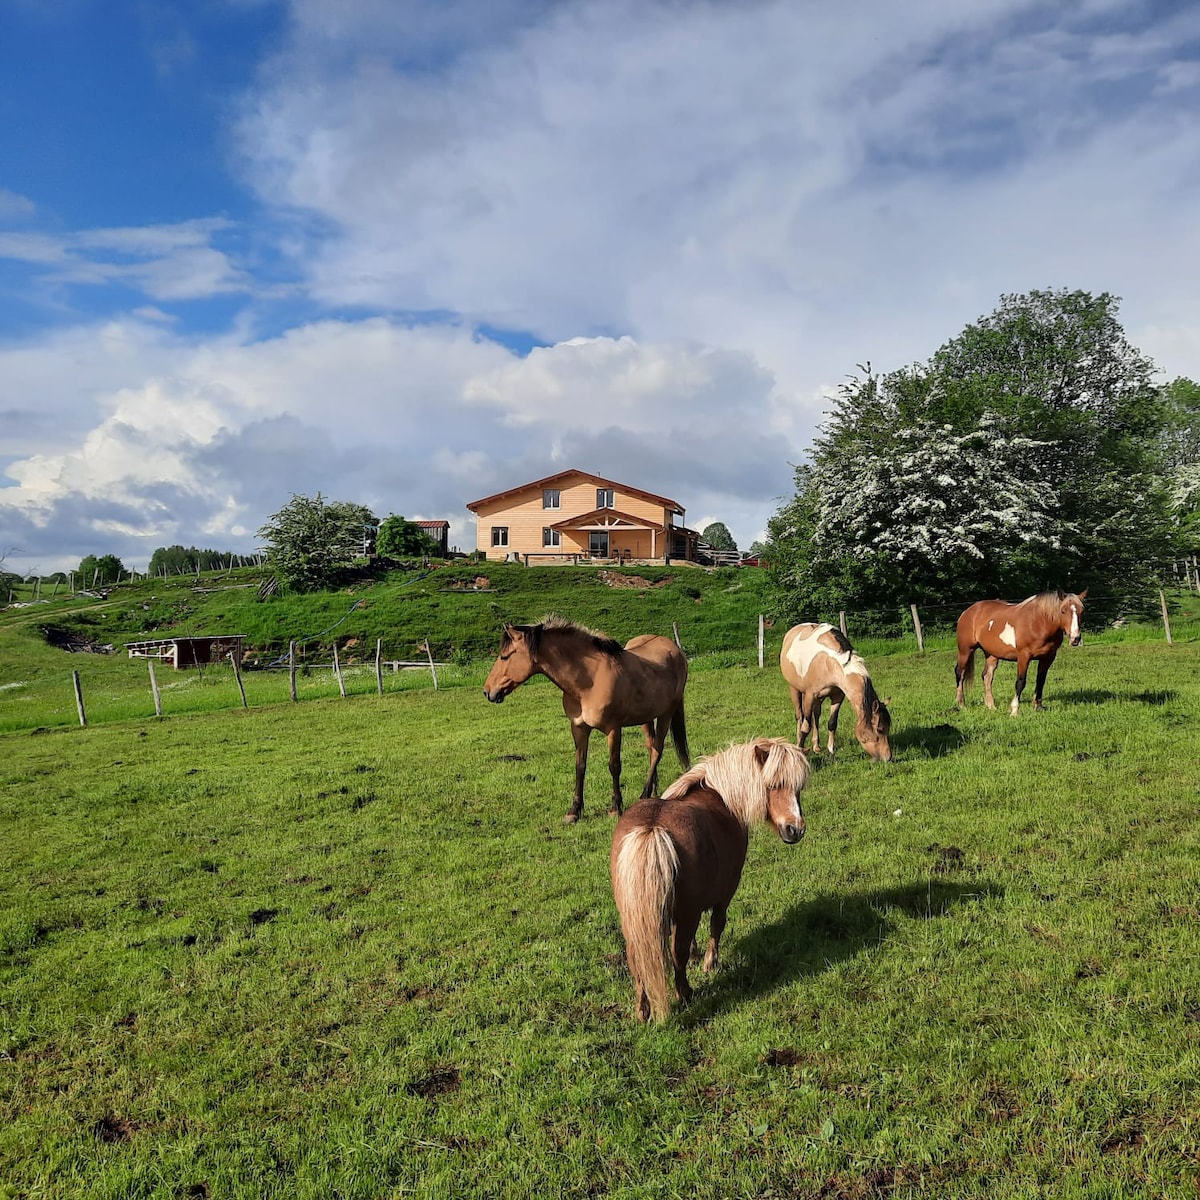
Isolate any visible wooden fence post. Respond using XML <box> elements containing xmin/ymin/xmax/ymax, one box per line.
<box><xmin>375</xmin><ymin>639</ymin><xmax>384</xmax><ymax>696</ymax></box>
<box><xmin>424</xmin><ymin>640</ymin><xmax>439</xmax><ymax>690</ymax></box>
<box><xmin>839</xmin><ymin>611</ymin><xmax>847</xmax><ymax>637</ymax></box>
<box><xmin>757</xmin><ymin>614</ymin><xmax>764</xmax><ymax>669</ymax></box>
<box><xmin>672</xmin><ymin>621</ymin><xmax>681</xmax><ymax>648</ymax></box>
<box><xmin>910</xmin><ymin>603</ymin><xmax>925</xmax><ymax>653</ymax></box>
<box><xmin>289</xmin><ymin>641</ymin><xmax>298</xmax><ymax>702</ymax></box>
<box><xmin>229</xmin><ymin>651</ymin><xmax>248</xmax><ymax>708</ymax></box>
<box><xmin>148</xmin><ymin>660</ymin><xmax>162</xmax><ymax>717</ymax></box>
<box><xmin>72</xmin><ymin>670</ymin><xmax>87</xmax><ymax>728</ymax></box>
<box><xmin>1159</xmin><ymin>590</ymin><xmax>1173</xmax><ymax>646</ymax></box>
<box><xmin>333</xmin><ymin>643</ymin><xmax>346</xmax><ymax>698</ymax></box>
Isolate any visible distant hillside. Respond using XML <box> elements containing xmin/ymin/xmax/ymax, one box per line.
<box><xmin>3</xmin><ymin>561</ymin><xmax>774</xmax><ymax>666</ymax></box>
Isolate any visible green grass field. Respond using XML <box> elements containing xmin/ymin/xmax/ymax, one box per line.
<box><xmin>2</xmin><ymin>621</ymin><xmax>1199</xmax><ymax>1197</ymax></box>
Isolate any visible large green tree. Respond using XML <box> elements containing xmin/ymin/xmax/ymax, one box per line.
<box><xmin>376</xmin><ymin>515</ymin><xmax>439</xmax><ymax>559</ymax></box>
<box><xmin>77</xmin><ymin>553</ymin><xmax>127</xmax><ymax>587</ymax></box>
<box><xmin>767</xmin><ymin>290</ymin><xmax>1180</xmax><ymax>624</ymax></box>
<box><xmin>700</xmin><ymin>522</ymin><xmax>738</xmax><ymax>552</ymax></box>
<box><xmin>258</xmin><ymin>494</ymin><xmax>378</xmax><ymax>592</ymax></box>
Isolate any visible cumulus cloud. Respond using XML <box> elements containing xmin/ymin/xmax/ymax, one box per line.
<box><xmin>1</xmin><ymin>319</ymin><xmax>777</xmax><ymax>570</ymax></box>
<box><xmin>235</xmin><ymin>0</ymin><xmax>1200</xmax><ymax>389</ymax></box>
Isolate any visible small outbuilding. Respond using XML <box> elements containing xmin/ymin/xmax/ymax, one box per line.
<box><xmin>125</xmin><ymin>635</ymin><xmax>246</xmax><ymax>670</ymax></box>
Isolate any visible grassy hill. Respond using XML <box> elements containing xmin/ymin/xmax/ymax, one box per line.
<box><xmin>2</xmin><ymin>560</ymin><xmax>1196</xmax><ymax>735</ymax></box>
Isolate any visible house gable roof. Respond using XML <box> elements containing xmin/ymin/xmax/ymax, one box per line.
<box><xmin>466</xmin><ymin>468</ymin><xmax>683</xmax><ymax>515</ymax></box>
<box><xmin>549</xmin><ymin>506</ymin><xmax>667</xmax><ymax>533</ymax></box>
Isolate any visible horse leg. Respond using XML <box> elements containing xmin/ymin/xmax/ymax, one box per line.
<box><xmin>607</xmin><ymin>727</ymin><xmax>624</xmax><ymax>814</ymax></box>
<box><xmin>826</xmin><ymin>690</ymin><xmax>844</xmax><ymax>757</ymax></box>
<box><xmin>702</xmin><ymin>906</ymin><xmax>727</xmax><ymax>974</ymax></box>
<box><xmin>565</xmin><ymin>723</ymin><xmax>590</xmax><ymax>823</ymax></box>
<box><xmin>640</xmin><ymin>718</ymin><xmax>667</xmax><ymax>800</ymax></box>
<box><xmin>671</xmin><ymin>912</ymin><xmax>701</xmax><ymax>1007</ymax></box>
<box><xmin>1033</xmin><ymin>651</ymin><xmax>1057</xmax><ymax>709</ymax></box>
<box><xmin>790</xmin><ymin>686</ymin><xmax>807</xmax><ymax>746</ymax></box>
<box><xmin>808</xmin><ymin>695</ymin><xmax>825</xmax><ymax>755</ymax></box>
<box><xmin>1011</xmin><ymin>651</ymin><xmax>1032</xmax><ymax>716</ymax></box>
<box><xmin>982</xmin><ymin>656</ymin><xmax>1000</xmax><ymax>710</ymax></box>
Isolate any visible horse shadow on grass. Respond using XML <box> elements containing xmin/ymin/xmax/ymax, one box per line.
<box><xmin>1052</xmin><ymin>687</ymin><xmax>1176</xmax><ymax>707</ymax></box>
<box><xmin>889</xmin><ymin>723</ymin><xmax>969</xmax><ymax>759</ymax></box>
<box><xmin>679</xmin><ymin>879</ymin><xmax>1002</xmax><ymax>1025</ymax></box>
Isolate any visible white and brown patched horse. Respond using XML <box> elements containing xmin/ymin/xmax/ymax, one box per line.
<box><xmin>955</xmin><ymin>589</ymin><xmax>1087</xmax><ymax>715</ymax></box>
<box><xmin>779</xmin><ymin>623</ymin><xmax>892</xmax><ymax>762</ymax></box>
<box><xmin>483</xmin><ymin>616</ymin><xmax>689</xmax><ymax>823</ymax></box>
<box><xmin>610</xmin><ymin>738</ymin><xmax>809</xmax><ymax>1021</ymax></box>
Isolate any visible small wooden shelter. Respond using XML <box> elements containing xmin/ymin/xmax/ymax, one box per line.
<box><xmin>126</xmin><ymin>635</ymin><xmax>246</xmax><ymax>670</ymax></box>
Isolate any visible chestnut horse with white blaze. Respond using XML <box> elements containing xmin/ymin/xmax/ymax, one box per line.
<box><xmin>483</xmin><ymin>616</ymin><xmax>689</xmax><ymax>823</ymax></box>
<box><xmin>955</xmin><ymin>589</ymin><xmax>1087</xmax><ymax>715</ymax></box>
<box><xmin>610</xmin><ymin>738</ymin><xmax>810</xmax><ymax>1021</ymax></box>
<box><xmin>779</xmin><ymin>623</ymin><xmax>892</xmax><ymax>761</ymax></box>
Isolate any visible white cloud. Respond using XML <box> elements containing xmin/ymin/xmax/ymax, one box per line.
<box><xmin>2</xmin><ymin>319</ymin><xmax>781</xmax><ymax>571</ymax></box>
<box><xmin>0</xmin><ymin>219</ymin><xmax>248</xmax><ymax>301</ymax></box>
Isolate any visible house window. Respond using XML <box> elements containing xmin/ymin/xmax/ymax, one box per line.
<box><xmin>597</xmin><ymin>488</ymin><xmax>614</xmax><ymax>509</ymax></box>
<box><xmin>543</xmin><ymin>527</ymin><xmax>561</xmax><ymax>548</ymax></box>
<box><xmin>491</xmin><ymin>526</ymin><xmax>509</xmax><ymax>548</ymax></box>
<box><xmin>543</xmin><ymin>489</ymin><xmax>560</xmax><ymax>509</ymax></box>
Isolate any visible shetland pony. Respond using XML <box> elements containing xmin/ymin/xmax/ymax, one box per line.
<box><xmin>955</xmin><ymin>590</ymin><xmax>1087</xmax><ymax>715</ymax></box>
<box><xmin>610</xmin><ymin>738</ymin><xmax>809</xmax><ymax>1022</ymax></box>
<box><xmin>779</xmin><ymin>622</ymin><xmax>892</xmax><ymax>761</ymax></box>
<box><xmin>483</xmin><ymin>616</ymin><xmax>689</xmax><ymax>823</ymax></box>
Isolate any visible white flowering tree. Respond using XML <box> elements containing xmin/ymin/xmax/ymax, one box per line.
<box><xmin>767</xmin><ymin>291</ymin><xmax>1182</xmax><ymax>624</ymax></box>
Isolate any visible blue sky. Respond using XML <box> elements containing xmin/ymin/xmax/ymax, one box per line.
<box><xmin>2</xmin><ymin>0</ymin><xmax>1200</xmax><ymax>574</ymax></box>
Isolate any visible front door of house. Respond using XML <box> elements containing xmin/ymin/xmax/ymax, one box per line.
<box><xmin>589</xmin><ymin>532</ymin><xmax>609</xmax><ymax>558</ymax></box>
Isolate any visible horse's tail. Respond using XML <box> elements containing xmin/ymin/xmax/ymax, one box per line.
<box><xmin>670</xmin><ymin>699</ymin><xmax>691</xmax><ymax>770</ymax></box>
<box><xmin>958</xmin><ymin>647</ymin><xmax>976</xmax><ymax>691</ymax></box>
<box><xmin>612</xmin><ymin>826</ymin><xmax>678</xmax><ymax>1022</ymax></box>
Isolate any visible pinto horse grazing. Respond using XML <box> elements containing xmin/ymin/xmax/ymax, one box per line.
<box><xmin>955</xmin><ymin>589</ymin><xmax>1087</xmax><ymax>715</ymax></box>
<box><xmin>483</xmin><ymin>616</ymin><xmax>690</xmax><ymax>823</ymax></box>
<box><xmin>779</xmin><ymin>623</ymin><xmax>892</xmax><ymax>761</ymax></box>
<box><xmin>610</xmin><ymin>738</ymin><xmax>809</xmax><ymax>1021</ymax></box>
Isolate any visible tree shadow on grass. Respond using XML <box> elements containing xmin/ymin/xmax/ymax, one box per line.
<box><xmin>680</xmin><ymin>880</ymin><xmax>1002</xmax><ymax>1025</ymax></box>
<box><xmin>1052</xmin><ymin>688</ymin><xmax>1176</xmax><ymax>707</ymax></box>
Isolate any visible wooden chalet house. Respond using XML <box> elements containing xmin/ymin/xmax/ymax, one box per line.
<box><xmin>466</xmin><ymin>469</ymin><xmax>700</xmax><ymax>564</ymax></box>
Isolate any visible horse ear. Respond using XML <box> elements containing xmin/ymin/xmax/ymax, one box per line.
<box><xmin>753</xmin><ymin>741</ymin><xmax>771</xmax><ymax>768</ymax></box>
<box><xmin>1078</xmin><ymin>588</ymin><xmax>1088</xmax><ymax>600</ymax></box>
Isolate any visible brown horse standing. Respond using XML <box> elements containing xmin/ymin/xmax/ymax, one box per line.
<box><xmin>610</xmin><ymin>737</ymin><xmax>809</xmax><ymax>1021</ymax></box>
<box><xmin>955</xmin><ymin>589</ymin><xmax>1087</xmax><ymax>715</ymax></box>
<box><xmin>483</xmin><ymin>616</ymin><xmax>690</xmax><ymax>823</ymax></box>
<box><xmin>779</xmin><ymin>623</ymin><xmax>892</xmax><ymax>761</ymax></box>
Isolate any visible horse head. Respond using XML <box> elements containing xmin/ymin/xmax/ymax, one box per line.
<box><xmin>756</xmin><ymin>739</ymin><xmax>808</xmax><ymax>844</ymax></box>
<box><xmin>483</xmin><ymin>623</ymin><xmax>539</xmax><ymax>703</ymax></box>
<box><xmin>856</xmin><ymin>695</ymin><xmax>893</xmax><ymax>762</ymax></box>
<box><xmin>1062</xmin><ymin>589</ymin><xmax>1087</xmax><ymax>648</ymax></box>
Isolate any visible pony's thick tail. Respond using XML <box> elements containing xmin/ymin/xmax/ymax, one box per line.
<box><xmin>612</xmin><ymin>826</ymin><xmax>678</xmax><ymax>1022</ymax></box>
<box><xmin>670</xmin><ymin>700</ymin><xmax>691</xmax><ymax>770</ymax></box>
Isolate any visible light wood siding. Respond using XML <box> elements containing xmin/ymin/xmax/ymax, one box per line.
<box><xmin>471</xmin><ymin>475</ymin><xmax>677</xmax><ymax>561</ymax></box>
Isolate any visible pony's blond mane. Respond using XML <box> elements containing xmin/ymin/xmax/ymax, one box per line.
<box><xmin>1022</xmin><ymin>590</ymin><xmax>1084</xmax><ymax>623</ymax></box>
<box><xmin>661</xmin><ymin>738</ymin><xmax>809</xmax><ymax>828</ymax></box>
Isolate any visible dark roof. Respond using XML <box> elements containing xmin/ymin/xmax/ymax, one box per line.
<box><xmin>467</xmin><ymin>468</ymin><xmax>684</xmax><ymax>515</ymax></box>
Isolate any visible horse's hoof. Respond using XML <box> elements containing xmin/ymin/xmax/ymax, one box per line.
<box><xmin>608</xmin><ymin>807</ymin><xmax>622</xmax><ymax>817</ymax></box>
<box><xmin>562</xmin><ymin>812</ymin><xmax>580</xmax><ymax>825</ymax></box>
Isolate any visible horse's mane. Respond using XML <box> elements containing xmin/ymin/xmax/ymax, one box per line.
<box><xmin>518</xmin><ymin>614</ymin><xmax>624</xmax><ymax>659</ymax></box>
<box><xmin>661</xmin><ymin>738</ymin><xmax>809</xmax><ymax>828</ymax></box>
<box><xmin>1022</xmin><ymin>590</ymin><xmax>1083</xmax><ymax>622</ymax></box>
<box><xmin>858</xmin><ymin>674</ymin><xmax>890</xmax><ymax>729</ymax></box>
